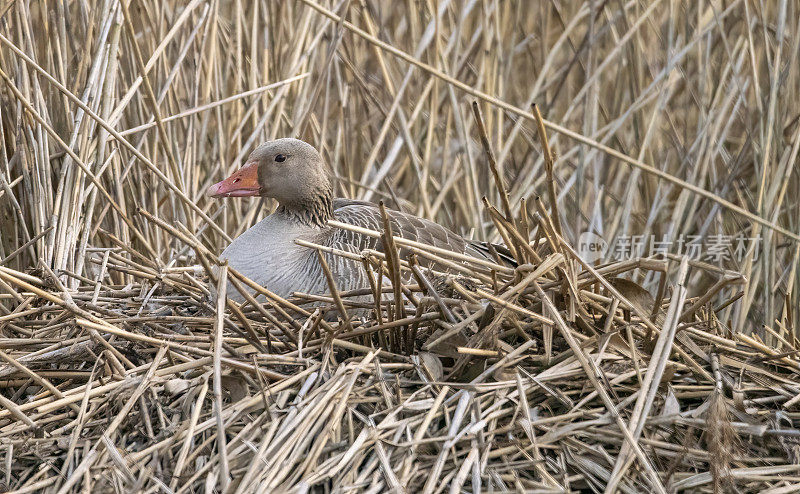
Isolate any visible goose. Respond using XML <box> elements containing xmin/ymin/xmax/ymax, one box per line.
<box><xmin>207</xmin><ymin>138</ymin><xmax>510</xmax><ymax>303</ymax></box>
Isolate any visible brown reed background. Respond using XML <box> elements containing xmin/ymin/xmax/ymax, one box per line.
<box><xmin>1</xmin><ymin>1</ymin><xmax>797</xmax><ymax>333</ymax></box>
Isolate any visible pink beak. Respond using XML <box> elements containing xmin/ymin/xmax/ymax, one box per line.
<box><xmin>207</xmin><ymin>162</ymin><xmax>261</xmax><ymax>198</ymax></box>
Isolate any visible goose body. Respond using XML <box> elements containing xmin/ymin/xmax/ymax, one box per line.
<box><xmin>208</xmin><ymin>139</ymin><xmax>504</xmax><ymax>302</ymax></box>
<box><xmin>218</xmin><ymin>212</ymin><xmax>328</xmax><ymax>300</ymax></box>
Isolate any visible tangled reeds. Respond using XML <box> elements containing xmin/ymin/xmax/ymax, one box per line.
<box><xmin>2</xmin><ymin>195</ymin><xmax>800</xmax><ymax>492</ymax></box>
<box><xmin>1</xmin><ymin>1</ymin><xmax>800</xmax><ymax>492</ymax></box>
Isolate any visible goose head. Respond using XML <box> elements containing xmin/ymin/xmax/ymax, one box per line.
<box><xmin>207</xmin><ymin>138</ymin><xmax>332</xmax><ymax>211</ymax></box>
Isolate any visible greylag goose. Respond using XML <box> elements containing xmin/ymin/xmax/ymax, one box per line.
<box><xmin>207</xmin><ymin>138</ymin><xmax>508</xmax><ymax>303</ymax></box>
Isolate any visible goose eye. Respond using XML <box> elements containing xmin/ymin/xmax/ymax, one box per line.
<box><xmin>274</xmin><ymin>154</ymin><xmax>287</xmax><ymax>163</ymax></box>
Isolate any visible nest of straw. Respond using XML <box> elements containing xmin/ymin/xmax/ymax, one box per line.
<box><xmin>2</xmin><ymin>198</ymin><xmax>800</xmax><ymax>492</ymax></box>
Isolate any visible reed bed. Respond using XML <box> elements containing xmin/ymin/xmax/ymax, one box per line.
<box><xmin>1</xmin><ymin>1</ymin><xmax>800</xmax><ymax>492</ymax></box>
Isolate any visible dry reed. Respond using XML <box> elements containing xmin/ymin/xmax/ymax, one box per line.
<box><xmin>1</xmin><ymin>1</ymin><xmax>800</xmax><ymax>492</ymax></box>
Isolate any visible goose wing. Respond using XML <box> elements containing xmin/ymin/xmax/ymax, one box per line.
<box><xmin>328</xmin><ymin>199</ymin><xmax>513</xmax><ymax>265</ymax></box>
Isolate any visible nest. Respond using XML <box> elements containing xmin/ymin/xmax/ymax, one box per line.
<box><xmin>1</xmin><ymin>201</ymin><xmax>799</xmax><ymax>493</ymax></box>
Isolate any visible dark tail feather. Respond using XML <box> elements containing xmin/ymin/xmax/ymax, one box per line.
<box><xmin>470</xmin><ymin>241</ymin><xmax>518</xmax><ymax>268</ymax></box>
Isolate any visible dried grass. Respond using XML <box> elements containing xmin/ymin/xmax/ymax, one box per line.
<box><xmin>1</xmin><ymin>1</ymin><xmax>800</xmax><ymax>492</ymax></box>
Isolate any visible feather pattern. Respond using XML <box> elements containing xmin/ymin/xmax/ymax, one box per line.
<box><xmin>217</xmin><ymin>200</ymin><xmax>509</xmax><ymax>303</ymax></box>
<box><xmin>326</xmin><ymin>199</ymin><xmax>493</xmax><ymax>260</ymax></box>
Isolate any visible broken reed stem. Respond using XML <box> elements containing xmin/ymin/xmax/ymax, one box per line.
<box><xmin>212</xmin><ymin>262</ymin><xmax>231</xmax><ymax>491</ymax></box>
<box><xmin>379</xmin><ymin>202</ymin><xmax>407</xmax><ymax>351</ymax></box>
<box><xmin>471</xmin><ymin>101</ymin><xmax>513</xmax><ymax>222</ymax></box>
<box><xmin>532</xmin><ymin>103</ymin><xmax>563</xmax><ymax>239</ymax></box>
<box><xmin>316</xmin><ymin>250</ymin><xmax>353</xmax><ymax>336</ymax></box>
